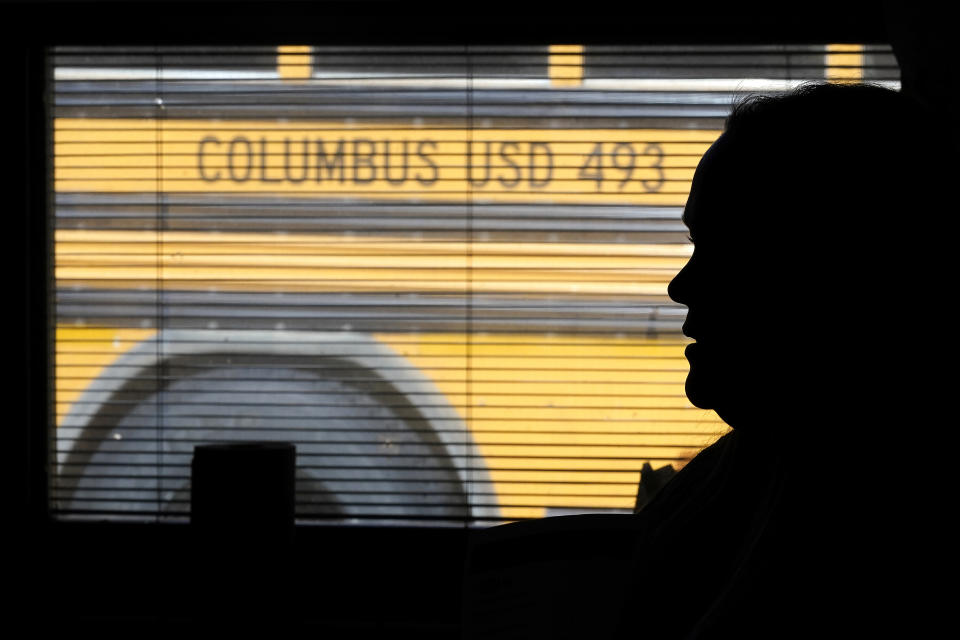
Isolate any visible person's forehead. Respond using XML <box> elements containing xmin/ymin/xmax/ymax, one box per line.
<box><xmin>682</xmin><ymin>133</ymin><xmax>733</xmax><ymax>231</ymax></box>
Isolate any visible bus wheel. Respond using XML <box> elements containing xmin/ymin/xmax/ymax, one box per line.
<box><xmin>56</xmin><ymin>354</ymin><xmax>470</xmax><ymax>522</ymax></box>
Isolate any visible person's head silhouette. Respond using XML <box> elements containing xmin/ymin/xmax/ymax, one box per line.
<box><xmin>622</xmin><ymin>82</ymin><xmax>950</xmax><ymax>640</ymax></box>
<box><xmin>667</xmin><ymin>83</ymin><xmax>947</xmax><ymax>446</ymax></box>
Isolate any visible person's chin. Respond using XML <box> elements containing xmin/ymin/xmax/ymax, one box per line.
<box><xmin>686</xmin><ymin>363</ymin><xmax>766</xmax><ymax>431</ymax></box>
<box><xmin>684</xmin><ymin>344</ymin><xmax>717</xmax><ymax>409</ymax></box>
<box><xmin>684</xmin><ymin>374</ymin><xmax>716</xmax><ymax>410</ymax></box>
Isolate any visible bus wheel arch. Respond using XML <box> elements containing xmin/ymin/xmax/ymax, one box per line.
<box><xmin>56</xmin><ymin>330</ymin><xmax>499</xmax><ymax>522</ymax></box>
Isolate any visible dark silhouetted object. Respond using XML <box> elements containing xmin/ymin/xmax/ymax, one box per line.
<box><xmin>633</xmin><ymin>462</ymin><xmax>677</xmax><ymax>512</ymax></box>
<box><xmin>191</xmin><ymin>442</ymin><xmax>296</xmax><ymax>543</ymax></box>
<box><xmin>464</xmin><ymin>514</ymin><xmax>643</xmax><ymax>640</ymax></box>
<box><xmin>190</xmin><ymin>442</ymin><xmax>296</xmax><ymax>630</ymax></box>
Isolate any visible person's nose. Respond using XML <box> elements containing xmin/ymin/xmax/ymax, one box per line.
<box><xmin>668</xmin><ymin>256</ymin><xmax>693</xmax><ymax>306</ymax></box>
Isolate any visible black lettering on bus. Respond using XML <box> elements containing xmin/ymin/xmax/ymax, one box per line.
<box><xmin>258</xmin><ymin>137</ymin><xmax>282</xmax><ymax>183</ymax></box>
<box><xmin>415</xmin><ymin>140</ymin><xmax>438</xmax><ymax>186</ymax></box>
<box><xmin>497</xmin><ymin>142</ymin><xmax>521</xmax><ymax>188</ymax></box>
<box><xmin>352</xmin><ymin>139</ymin><xmax>377</xmax><ymax>184</ymax></box>
<box><xmin>467</xmin><ymin>140</ymin><xmax>491</xmax><ymax>187</ymax></box>
<box><xmin>227</xmin><ymin>136</ymin><xmax>253</xmax><ymax>183</ymax></box>
<box><xmin>197</xmin><ymin>136</ymin><xmax>221</xmax><ymax>182</ymax></box>
<box><xmin>283</xmin><ymin>137</ymin><xmax>309</xmax><ymax>183</ymax></box>
<box><xmin>642</xmin><ymin>143</ymin><xmax>665</xmax><ymax>192</ymax></box>
<box><xmin>316</xmin><ymin>139</ymin><xmax>345</xmax><ymax>183</ymax></box>
<box><xmin>529</xmin><ymin>142</ymin><xmax>553</xmax><ymax>188</ymax></box>
<box><xmin>383</xmin><ymin>139</ymin><xmax>409</xmax><ymax>185</ymax></box>
<box><xmin>579</xmin><ymin>142</ymin><xmax>605</xmax><ymax>191</ymax></box>
<box><xmin>612</xmin><ymin>142</ymin><xmax>635</xmax><ymax>190</ymax></box>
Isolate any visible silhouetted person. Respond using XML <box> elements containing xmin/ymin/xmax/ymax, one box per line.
<box><xmin>614</xmin><ymin>83</ymin><xmax>952</xmax><ymax>639</ymax></box>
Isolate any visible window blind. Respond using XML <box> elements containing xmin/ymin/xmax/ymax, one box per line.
<box><xmin>51</xmin><ymin>44</ymin><xmax>899</xmax><ymax>525</ymax></box>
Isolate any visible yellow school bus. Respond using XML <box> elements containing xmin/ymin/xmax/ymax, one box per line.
<box><xmin>52</xmin><ymin>44</ymin><xmax>884</xmax><ymax>523</ymax></box>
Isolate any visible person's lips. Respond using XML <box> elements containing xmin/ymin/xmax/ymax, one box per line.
<box><xmin>681</xmin><ymin>318</ymin><xmax>701</xmax><ymax>340</ymax></box>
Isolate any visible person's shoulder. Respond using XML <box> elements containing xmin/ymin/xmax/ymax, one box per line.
<box><xmin>634</xmin><ymin>431</ymin><xmax>738</xmax><ymax>521</ymax></box>
<box><xmin>685</xmin><ymin>431</ymin><xmax>737</xmax><ymax>469</ymax></box>
<box><xmin>662</xmin><ymin>432</ymin><xmax>737</xmax><ymax>488</ymax></box>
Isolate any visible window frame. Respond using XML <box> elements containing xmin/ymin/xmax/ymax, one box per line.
<box><xmin>11</xmin><ymin>0</ymin><xmax>892</xmax><ymax>629</ymax></box>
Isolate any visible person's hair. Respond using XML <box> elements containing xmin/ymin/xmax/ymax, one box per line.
<box><xmin>720</xmin><ymin>83</ymin><xmax>945</xmax><ymax>252</ymax></box>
